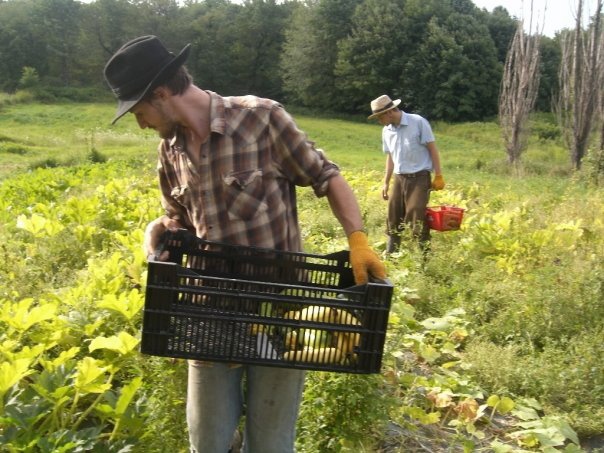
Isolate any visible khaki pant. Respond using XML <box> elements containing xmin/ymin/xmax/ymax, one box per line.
<box><xmin>386</xmin><ymin>171</ymin><xmax>431</xmax><ymax>252</ymax></box>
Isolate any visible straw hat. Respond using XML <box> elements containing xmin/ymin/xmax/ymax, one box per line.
<box><xmin>368</xmin><ymin>95</ymin><xmax>401</xmax><ymax>119</ymax></box>
<box><xmin>104</xmin><ymin>35</ymin><xmax>191</xmax><ymax>124</ymax></box>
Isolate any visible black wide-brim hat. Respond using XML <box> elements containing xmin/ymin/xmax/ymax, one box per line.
<box><xmin>103</xmin><ymin>35</ymin><xmax>191</xmax><ymax>124</ymax></box>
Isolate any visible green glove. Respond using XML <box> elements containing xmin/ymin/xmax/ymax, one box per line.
<box><xmin>348</xmin><ymin>231</ymin><xmax>387</xmax><ymax>285</ymax></box>
<box><xmin>431</xmin><ymin>174</ymin><xmax>445</xmax><ymax>190</ymax></box>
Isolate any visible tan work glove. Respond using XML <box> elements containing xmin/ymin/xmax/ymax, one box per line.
<box><xmin>348</xmin><ymin>231</ymin><xmax>387</xmax><ymax>285</ymax></box>
<box><xmin>431</xmin><ymin>174</ymin><xmax>445</xmax><ymax>190</ymax></box>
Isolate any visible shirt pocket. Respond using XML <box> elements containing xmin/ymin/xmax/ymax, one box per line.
<box><xmin>223</xmin><ymin>169</ymin><xmax>268</xmax><ymax>221</ymax></box>
<box><xmin>405</xmin><ymin>131</ymin><xmax>422</xmax><ymax>146</ymax></box>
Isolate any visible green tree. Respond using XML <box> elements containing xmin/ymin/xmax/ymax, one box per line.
<box><xmin>230</xmin><ymin>0</ymin><xmax>293</xmax><ymax>98</ymax></box>
<box><xmin>182</xmin><ymin>0</ymin><xmax>291</xmax><ymax>98</ymax></box>
<box><xmin>482</xmin><ymin>5</ymin><xmax>518</xmax><ymax>63</ymax></box>
<box><xmin>336</xmin><ymin>0</ymin><xmax>502</xmax><ymax>120</ymax></box>
<box><xmin>31</xmin><ymin>0</ymin><xmax>82</xmax><ymax>87</ymax></box>
<box><xmin>401</xmin><ymin>18</ymin><xmax>465</xmax><ymax>119</ymax></box>
<box><xmin>0</xmin><ymin>0</ymin><xmax>47</xmax><ymax>92</ymax></box>
<box><xmin>75</xmin><ymin>0</ymin><xmax>144</xmax><ymax>92</ymax></box>
<box><xmin>280</xmin><ymin>2</ymin><xmax>318</xmax><ymax>106</ymax></box>
<box><xmin>334</xmin><ymin>0</ymin><xmax>407</xmax><ymax>112</ymax></box>
<box><xmin>401</xmin><ymin>11</ymin><xmax>501</xmax><ymax>121</ymax></box>
<box><xmin>183</xmin><ymin>0</ymin><xmax>245</xmax><ymax>94</ymax></box>
<box><xmin>281</xmin><ymin>0</ymin><xmax>362</xmax><ymax>109</ymax></box>
<box><xmin>136</xmin><ymin>0</ymin><xmax>184</xmax><ymax>46</ymax></box>
<box><xmin>536</xmin><ymin>35</ymin><xmax>561</xmax><ymax>112</ymax></box>
<box><xmin>0</xmin><ymin>0</ymin><xmax>563</xmax><ymax>118</ymax></box>
<box><xmin>88</xmin><ymin>0</ymin><xmax>149</xmax><ymax>58</ymax></box>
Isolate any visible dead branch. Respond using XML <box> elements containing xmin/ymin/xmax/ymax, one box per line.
<box><xmin>555</xmin><ymin>0</ymin><xmax>603</xmax><ymax>170</ymax></box>
<box><xmin>498</xmin><ymin>0</ymin><xmax>542</xmax><ymax>165</ymax></box>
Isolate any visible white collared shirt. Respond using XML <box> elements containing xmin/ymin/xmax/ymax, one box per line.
<box><xmin>382</xmin><ymin>112</ymin><xmax>435</xmax><ymax>174</ymax></box>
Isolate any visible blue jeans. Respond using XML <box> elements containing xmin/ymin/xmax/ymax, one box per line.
<box><xmin>187</xmin><ymin>361</ymin><xmax>305</xmax><ymax>452</ymax></box>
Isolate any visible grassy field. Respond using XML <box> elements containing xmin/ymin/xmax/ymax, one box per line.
<box><xmin>0</xmin><ymin>103</ymin><xmax>158</xmax><ymax>179</ymax></box>
<box><xmin>1</xmin><ymin>101</ymin><xmax>603</xmax><ymax>452</ymax></box>
<box><xmin>0</xmin><ymin>102</ymin><xmax>572</xmax><ymax>180</ymax></box>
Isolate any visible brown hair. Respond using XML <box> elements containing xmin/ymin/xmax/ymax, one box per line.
<box><xmin>143</xmin><ymin>65</ymin><xmax>193</xmax><ymax>101</ymax></box>
<box><xmin>163</xmin><ymin>65</ymin><xmax>193</xmax><ymax>94</ymax></box>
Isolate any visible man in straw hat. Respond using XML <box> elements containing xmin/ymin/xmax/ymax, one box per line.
<box><xmin>368</xmin><ymin>94</ymin><xmax>445</xmax><ymax>253</ymax></box>
<box><xmin>104</xmin><ymin>35</ymin><xmax>386</xmax><ymax>452</ymax></box>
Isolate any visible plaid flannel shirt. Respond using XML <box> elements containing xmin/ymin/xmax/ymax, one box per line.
<box><xmin>157</xmin><ymin>91</ymin><xmax>339</xmax><ymax>252</ymax></box>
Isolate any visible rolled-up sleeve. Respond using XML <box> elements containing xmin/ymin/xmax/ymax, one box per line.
<box><xmin>268</xmin><ymin>104</ymin><xmax>339</xmax><ymax>197</ymax></box>
<box><xmin>157</xmin><ymin>148</ymin><xmax>194</xmax><ymax>229</ymax></box>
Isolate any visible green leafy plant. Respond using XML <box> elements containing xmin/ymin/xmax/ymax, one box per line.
<box><xmin>1</xmin><ymin>104</ymin><xmax>603</xmax><ymax>451</ymax></box>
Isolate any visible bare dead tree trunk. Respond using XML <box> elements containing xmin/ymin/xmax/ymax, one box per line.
<box><xmin>598</xmin><ymin>3</ymin><xmax>604</xmax><ymax>151</ymax></box>
<box><xmin>596</xmin><ymin>109</ymin><xmax>604</xmax><ymax>184</ymax></box>
<box><xmin>556</xmin><ymin>0</ymin><xmax>603</xmax><ymax>170</ymax></box>
<box><xmin>498</xmin><ymin>1</ymin><xmax>542</xmax><ymax>166</ymax></box>
<box><xmin>596</xmin><ymin>9</ymin><xmax>604</xmax><ymax>184</ymax></box>
<box><xmin>600</xmin><ymin>77</ymin><xmax>604</xmax><ymax>155</ymax></box>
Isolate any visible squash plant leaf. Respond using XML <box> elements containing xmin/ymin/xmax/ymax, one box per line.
<box><xmin>115</xmin><ymin>376</ymin><xmax>142</xmax><ymax>416</ymax></box>
<box><xmin>89</xmin><ymin>332</ymin><xmax>139</xmax><ymax>355</ymax></box>
<box><xmin>74</xmin><ymin>357</ymin><xmax>110</xmax><ymax>394</ymax></box>
<box><xmin>0</xmin><ymin>358</ymin><xmax>33</xmax><ymax>397</ymax></box>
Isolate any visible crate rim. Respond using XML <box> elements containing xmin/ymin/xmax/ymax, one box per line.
<box><xmin>427</xmin><ymin>204</ymin><xmax>465</xmax><ymax>211</ymax></box>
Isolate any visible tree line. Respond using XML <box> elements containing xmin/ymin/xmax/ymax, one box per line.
<box><xmin>0</xmin><ymin>0</ymin><xmax>582</xmax><ymax>123</ymax></box>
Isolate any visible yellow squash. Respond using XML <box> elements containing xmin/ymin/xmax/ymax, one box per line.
<box><xmin>283</xmin><ymin>347</ymin><xmax>343</xmax><ymax>364</ymax></box>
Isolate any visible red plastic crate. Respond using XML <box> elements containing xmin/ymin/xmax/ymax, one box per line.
<box><xmin>426</xmin><ymin>206</ymin><xmax>465</xmax><ymax>231</ymax></box>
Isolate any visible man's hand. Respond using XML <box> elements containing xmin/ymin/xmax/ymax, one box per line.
<box><xmin>348</xmin><ymin>231</ymin><xmax>387</xmax><ymax>285</ymax></box>
<box><xmin>382</xmin><ymin>183</ymin><xmax>390</xmax><ymax>200</ymax></box>
<box><xmin>431</xmin><ymin>174</ymin><xmax>445</xmax><ymax>191</ymax></box>
<box><xmin>143</xmin><ymin>215</ymin><xmax>183</xmax><ymax>261</ymax></box>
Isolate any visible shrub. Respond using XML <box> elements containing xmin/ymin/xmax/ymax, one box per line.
<box><xmin>0</xmin><ymin>90</ymin><xmax>35</xmax><ymax>108</ymax></box>
<box><xmin>464</xmin><ymin>328</ymin><xmax>604</xmax><ymax>436</ymax></box>
<box><xmin>296</xmin><ymin>373</ymin><xmax>394</xmax><ymax>452</ymax></box>
<box><xmin>19</xmin><ymin>67</ymin><xmax>40</xmax><ymax>90</ymax></box>
<box><xmin>533</xmin><ymin>122</ymin><xmax>561</xmax><ymax>142</ymax></box>
<box><xmin>32</xmin><ymin>85</ymin><xmax>109</xmax><ymax>103</ymax></box>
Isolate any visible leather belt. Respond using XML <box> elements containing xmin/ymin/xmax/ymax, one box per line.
<box><xmin>398</xmin><ymin>170</ymin><xmax>430</xmax><ymax>178</ymax></box>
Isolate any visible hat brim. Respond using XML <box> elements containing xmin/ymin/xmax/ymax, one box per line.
<box><xmin>368</xmin><ymin>99</ymin><xmax>401</xmax><ymax>120</ymax></box>
<box><xmin>111</xmin><ymin>43</ymin><xmax>191</xmax><ymax>124</ymax></box>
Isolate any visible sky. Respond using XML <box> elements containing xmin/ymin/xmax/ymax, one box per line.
<box><xmin>472</xmin><ymin>0</ymin><xmax>600</xmax><ymax>37</ymax></box>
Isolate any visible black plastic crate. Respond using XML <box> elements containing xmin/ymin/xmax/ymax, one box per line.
<box><xmin>141</xmin><ymin>230</ymin><xmax>393</xmax><ymax>373</ymax></box>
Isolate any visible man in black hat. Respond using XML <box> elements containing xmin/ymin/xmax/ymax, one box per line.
<box><xmin>104</xmin><ymin>35</ymin><xmax>386</xmax><ymax>452</ymax></box>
